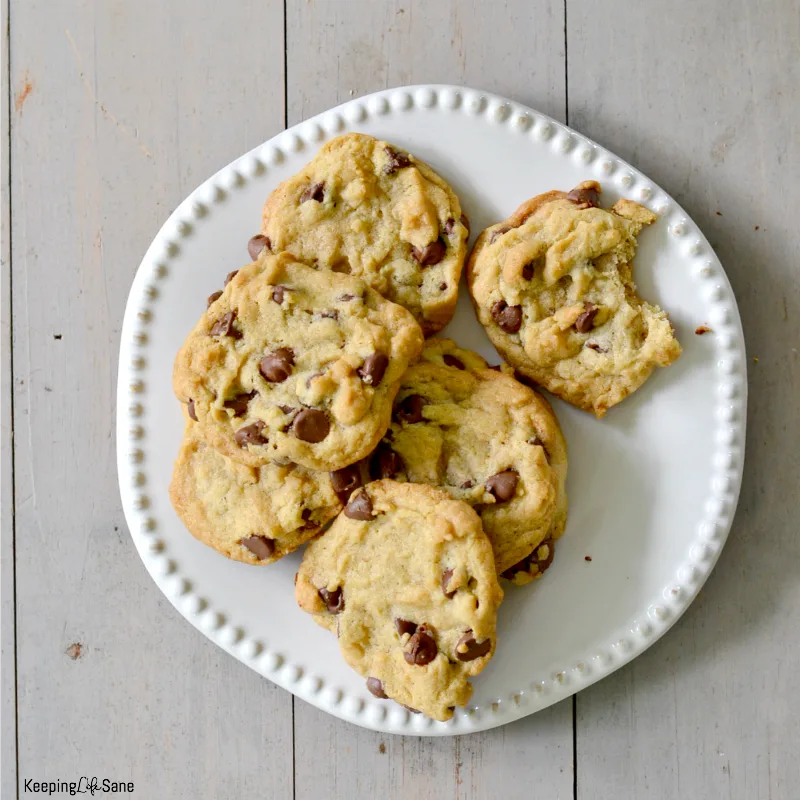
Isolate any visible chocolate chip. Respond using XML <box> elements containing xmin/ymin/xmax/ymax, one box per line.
<box><xmin>502</xmin><ymin>537</ymin><xmax>556</xmax><ymax>579</ymax></box>
<box><xmin>586</xmin><ymin>342</ymin><xmax>607</xmax><ymax>353</ymax></box>
<box><xmin>575</xmin><ymin>303</ymin><xmax>598</xmax><ymax>333</ymax></box>
<box><xmin>411</xmin><ymin>238</ymin><xmax>446</xmax><ymax>267</ymax></box>
<box><xmin>404</xmin><ymin>628</ymin><xmax>438</xmax><ymax>666</ymax></box>
<box><xmin>439</xmin><ymin>282</ymin><xmax>447</xmax><ymax>291</ymax></box>
<box><xmin>460</xmin><ymin>212</ymin><xmax>470</xmax><ymax>236</ymax></box>
<box><xmin>395</xmin><ymin>619</ymin><xmax>417</xmax><ymax>637</ymax></box>
<box><xmin>441</xmin><ymin>569</ymin><xmax>456</xmax><ymax>598</ymax></box>
<box><xmin>566</xmin><ymin>185</ymin><xmax>600</xmax><ymax>208</ymax></box>
<box><xmin>300</xmin><ymin>182</ymin><xmax>325</xmax><ymax>203</ymax></box>
<box><xmin>241</xmin><ymin>535</ymin><xmax>275</xmax><ymax>560</ymax></box>
<box><xmin>395</xmin><ymin>394</ymin><xmax>427</xmax><ymax>424</ymax></box>
<box><xmin>344</xmin><ymin>490</ymin><xmax>374</xmax><ymax>520</ymax></box>
<box><xmin>320</xmin><ymin>310</ymin><xmax>338</xmax><ymax>320</ymax></box>
<box><xmin>455</xmin><ymin>631</ymin><xmax>492</xmax><ymax>662</ymax></box>
<box><xmin>358</xmin><ymin>353</ymin><xmax>389</xmax><ymax>386</ymax></box>
<box><xmin>248</xmin><ymin>234</ymin><xmax>271</xmax><ymax>260</ymax></box>
<box><xmin>259</xmin><ymin>348</ymin><xmax>294</xmax><ymax>383</ymax></box>
<box><xmin>338</xmin><ymin>293</ymin><xmax>358</xmax><ymax>302</ymax></box>
<box><xmin>443</xmin><ymin>217</ymin><xmax>456</xmax><ymax>235</ymax></box>
<box><xmin>491</xmin><ymin>301</ymin><xmax>523</xmax><ymax>333</ymax></box>
<box><xmin>521</xmin><ymin>261</ymin><xmax>534</xmax><ymax>280</ymax></box>
<box><xmin>318</xmin><ymin>587</ymin><xmax>344</xmax><ymax>614</ymax></box>
<box><xmin>234</xmin><ymin>421</ymin><xmax>267</xmax><ymax>448</ymax></box>
<box><xmin>370</xmin><ymin>444</ymin><xmax>403</xmax><ymax>480</ymax></box>
<box><xmin>330</xmin><ymin>464</ymin><xmax>362</xmax><ymax>504</ymax></box>
<box><xmin>292</xmin><ymin>409</ymin><xmax>330</xmax><ymax>443</ymax></box>
<box><xmin>224</xmin><ymin>390</ymin><xmax>257</xmax><ymax>417</ymax></box>
<box><xmin>278</xmin><ymin>405</ymin><xmax>294</xmax><ymax>414</ymax></box>
<box><xmin>224</xmin><ymin>269</ymin><xmax>239</xmax><ymax>286</ymax></box>
<box><xmin>443</xmin><ymin>354</ymin><xmax>465</xmax><ymax>370</ymax></box>
<box><xmin>207</xmin><ymin>290</ymin><xmax>223</xmax><ymax>307</ymax></box>
<box><xmin>383</xmin><ymin>146</ymin><xmax>411</xmax><ymax>174</ymax></box>
<box><xmin>367</xmin><ymin>678</ymin><xmax>388</xmax><ymax>699</ymax></box>
<box><xmin>271</xmin><ymin>285</ymin><xmax>288</xmax><ymax>304</ymax></box>
<box><xmin>186</xmin><ymin>399</ymin><xmax>198</xmax><ymax>421</ymax></box>
<box><xmin>460</xmin><ymin>480</ymin><xmax>474</xmax><ymax>489</ymax></box>
<box><xmin>490</xmin><ymin>224</ymin><xmax>512</xmax><ymax>244</ymax></box>
<box><xmin>210</xmin><ymin>311</ymin><xmax>242</xmax><ymax>338</ymax></box>
<box><xmin>485</xmin><ymin>470</ymin><xmax>518</xmax><ymax>501</ymax></box>
<box><xmin>531</xmin><ymin>538</ymin><xmax>556</xmax><ymax>572</ymax></box>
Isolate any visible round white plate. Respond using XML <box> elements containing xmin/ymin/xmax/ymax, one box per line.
<box><xmin>117</xmin><ymin>85</ymin><xmax>746</xmax><ymax>736</ymax></box>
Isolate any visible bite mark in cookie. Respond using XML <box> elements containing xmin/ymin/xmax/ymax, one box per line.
<box><xmin>467</xmin><ymin>181</ymin><xmax>681</xmax><ymax>417</ymax></box>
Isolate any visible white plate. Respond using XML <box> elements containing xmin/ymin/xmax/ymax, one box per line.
<box><xmin>117</xmin><ymin>85</ymin><xmax>746</xmax><ymax>736</ymax></box>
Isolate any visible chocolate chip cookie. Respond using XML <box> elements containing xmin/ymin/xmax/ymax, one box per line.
<box><xmin>367</xmin><ymin>339</ymin><xmax>567</xmax><ymax>582</ymax></box>
<box><xmin>169</xmin><ymin>424</ymin><xmax>342</xmax><ymax>564</ymax></box>
<box><xmin>295</xmin><ymin>480</ymin><xmax>503</xmax><ymax>721</ymax></box>
<box><xmin>173</xmin><ymin>252</ymin><xmax>424</xmax><ymax>471</ymax></box>
<box><xmin>260</xmin><ymin>133</ymin><xmax>469</xmax><ymax>335</ymax></box>
<box><xmin>467</xmin><ymin>181</ymin><xmax>682</xmax><ymax>417</ymax></box>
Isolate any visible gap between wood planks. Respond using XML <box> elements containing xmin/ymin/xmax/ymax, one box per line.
<box><xmin>5</xmin><ymin>0</ymin><xmax>21</xmax><ymax>796</ymax></box>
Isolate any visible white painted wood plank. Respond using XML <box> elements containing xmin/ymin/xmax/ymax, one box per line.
<box><xmin>2</xmin><ymin>0</ymin><xmax>18</xmax><ymax>796</ymax></box>
<box><xmin>287</xmin><ymin>0</ymin><xmax>567</xmax><ymax>126</ymax></box>
<box><xmin>294</xmin><ymin>700</ymin><xmax>573</xmax><ymax>800</ymax></box>
<box><xmin>568</xmin><ymin>3</ymin><xmax>800</xmax><ymax>799</ymax></box>
<box><xmin>287</xmin><ymin>2</ymin><xmax>573</xmax><ymax>796</ymax></box>
<box><xmin>10</xmin><ymin>2</ymin><xmax>292</xmax><ymax>798</ymax></box>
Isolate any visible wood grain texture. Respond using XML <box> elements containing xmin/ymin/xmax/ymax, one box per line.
<box><xmin>568</xmin><ymin>3</ymin><xmax>800</xmax><ymax>799</ymax></box>
<box><xmin>294</xmin><ymin>699</ymin><xmax>573</xmax><ymax>800</ymax></box>
<box><xmin>9</xmin><ymin>2</ymin><xmax>292</xmax><ymax>798</ymax></box>
<box><xmin>2</xmin><ymin>0</ymin><xmax>18</xmax><ymax>796</ymax></box>
<box><xmin>286</xmin><ymin>0</ymin><xmax>567</xmax><ymax>125</ymax></box>
<box><xmin>287</xmin><ymin>3</ymin><xmax>573</xmax><ymax>798</ymax></box>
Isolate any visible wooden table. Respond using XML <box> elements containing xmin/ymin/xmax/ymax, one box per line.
<box><xmin>3</xmin><ymin>2</ymin><xmax>799</xmax><ymax>797</ymax></box>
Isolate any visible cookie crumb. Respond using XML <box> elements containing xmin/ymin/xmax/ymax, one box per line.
<box><xmin>715</xmin><ymin>211</ymin><xmax>722</xmax><ymax>216</ymax></box>
<box><xmin>378</xmin><ymin>743</ymin><xmax>386</xmax><ymax>754</ymax></box>
<box><xmin>53</xmin><ymin>334</ymin><xmax>62</xmax><ymax>340</ymax></box>
<box><xmin>753</xmin><ymin>356</ymin><xmax>759</xmax><ymax>363</ymax></box>
<box><xmin>754</xmin><ymin>225</ymin><xmax>760</xmax><ymax>231</ymax></box>
<box><xmin>65</xmin><ymin>642</ymin><xmax>83</xmax><ymax>660</ymax></box>
<box><xmin>695</xmin><ymin>325</ymin><xmax>713</xmax><ymax>335</ymax></box>
<box><xmin>584</xmin><ymin>556</ymin><xmax>592</xmax><ymax>562</ymax></box>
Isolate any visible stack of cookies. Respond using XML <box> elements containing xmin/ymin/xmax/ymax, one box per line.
<box><xmin>170</xmin><ymin>133</ymin><xmax>681</xmax><ymax>720</ymax></box>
